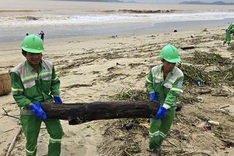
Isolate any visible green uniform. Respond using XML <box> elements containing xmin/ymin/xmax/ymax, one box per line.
<box><xmin>10</xmin><ymin>59</ymin><xmax>63</xmax><ymax>156</ymax></box>
<box><xmin>146</xmin><ymin>64</ymin><xmax>183</xmax><ymax>149</ymax></box>
<box><xmin>224</xmin><ymin>23</ymin><xmax>234</xmax><ymax>45</ymax></box>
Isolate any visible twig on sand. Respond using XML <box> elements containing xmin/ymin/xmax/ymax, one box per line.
<box><xmin>219</xmin><ymin>104</ymin><xmax>230</xmax><ymax>109</ymax></box>
<box><xmin>2</xmin><ymin>107</ymin><xmax>20</xmax><ymax>120</ymax></box>
<box><xmin>168</xmin><ymin>140</ymin><xmax>178</xmax><ymax>148</ymax></box>
<box><xmin>5</xmin><ymin>127</ymin><xmax>22</xmax><ymax>156</ymax></box>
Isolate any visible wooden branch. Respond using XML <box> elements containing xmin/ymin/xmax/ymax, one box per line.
<box><xmin>6</xmin><ymin>127</ymin><xmax>22</xmax><ymax>156</ymax></box>
<box><xmin>180</xmin><ymin>45</ymin><xmax>195</xmax><ymax>50</ymax></box>
<box><xmin>41</xmin><ymin>101</ymin><xmax>160</xmax><ymax>125</ymax></box>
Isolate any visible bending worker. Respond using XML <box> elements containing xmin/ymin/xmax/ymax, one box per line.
<box><xmin>146</xmin><ymin>44</ymin><xmax>184</xmax><ymax>155</ymax></box>
<box><xmin>10</xmin><ymin>34</ymin><xmax>63</xmax><ymax>156</ymax></box>
<box><xmin>223</xmin><ymin>23</ymin><xmax>234</xmax><ymax>46</ymax></box>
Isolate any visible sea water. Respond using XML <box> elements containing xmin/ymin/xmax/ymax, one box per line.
<box><xmin>0</xmin><ymin>1</ymin><xmax>234</xmax><ymax>43</ymax></box>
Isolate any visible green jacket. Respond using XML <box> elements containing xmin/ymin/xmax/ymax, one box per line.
<box><xmin>227</xmin><ymin>23</ymin><xmax>234</xmax><ymax>33</ymax></box>
<box><xmin>146</xmin><ymin>64</ymin><xmax>184</xmax><ymax>108</ymax></box>
<box><xmin>10</xmin><ymin>59</ymin><xmax>60</xmax><ymax>109</ymax></box>
<box><xmin>224</xmin><ymin>23</ymin><xmax>234</xmax><ymax>45</ymax></box>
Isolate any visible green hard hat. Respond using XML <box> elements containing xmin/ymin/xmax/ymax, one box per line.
<box><xmin>21</xmin><ymin>34</ymin><xmax>44</xmax><ymax>53</ymax></box>
<box><xmin>160</xmin><ymin>44</ymin><xmax>181</xmax><ymax>63</ymax></box>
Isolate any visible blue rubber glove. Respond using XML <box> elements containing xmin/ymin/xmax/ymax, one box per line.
<box><xmin>155</xmin><ymin>106</ymin><xmax>167</xmax><ymax>119</ymax></box>
<box><xmin>149</xmin><ymin>92</ymin><xmax>158</xmax><ymax>101</ymax></box>
<box><xmin>54</xmin><ymin>96</ymin><xmax>63</xmax><ymax>104</ymax></box>
<box><xmin>29</xmin><ymin>102</ymin><xmax>47</xmax><ymax>120</ymax></box>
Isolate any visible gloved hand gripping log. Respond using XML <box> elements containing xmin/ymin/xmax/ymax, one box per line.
<box><xmin>29</xmin><ymin>96</ymin><xmax>63</xmax><ymax>120</ymax></box>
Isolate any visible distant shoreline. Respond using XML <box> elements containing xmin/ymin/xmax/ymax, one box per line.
<box><xmin>54</xmin><ymin>0</ymin><xmax>234</xmax><ymax>5</ymax></box>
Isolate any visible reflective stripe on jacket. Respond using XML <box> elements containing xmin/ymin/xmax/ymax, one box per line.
<box><xmin>146</xmin><ymin>64</ymin><xmax>184</xmax><ymax>106</ymax></box>
<box><xmin>10</xmin><ymin>59</ymin><xmax>60</xmax><ymax>109</ymax></box>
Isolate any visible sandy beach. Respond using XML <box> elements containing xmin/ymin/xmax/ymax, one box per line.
<box><xmin>1</xmin><ymin>0</ymin><xmax>234</xmax><ymax>156</ymax></box>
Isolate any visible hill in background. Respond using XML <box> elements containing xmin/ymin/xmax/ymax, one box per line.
<box><xmin>180</xmin><ymin>1</ymin><xmax>234</xmax><ymax>5</ymax></box>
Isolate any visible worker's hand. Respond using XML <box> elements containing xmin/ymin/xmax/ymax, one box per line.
<box><xmin>54</xmin><ymin>96</ymin><xmax>63</xmax><ymax>104</ymax></box>
<box><xmin>155</xmin><ymin>106</ymin><xmax>167</xmax><ymax>119</ymax></box>
<box><xmin>150</xmin><ymin>92</ymin><xmax>158</xmax><ymax>101</ymax></box>
<box><xmin>29</xmin><ymin>102</ymin><xmax>47</xmax><ymax>120</ymax></box>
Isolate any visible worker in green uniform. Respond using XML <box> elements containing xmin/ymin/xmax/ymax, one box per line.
<box><xmin>223</xmin><ymin>23</ymin><xmax>234</xmax><ymax>46</ymax></box>
<box><xmin>146</xmin><ymin>44</ymin><xmax>184</xmax><ymax>155</ymax></box>
<box><xmin>10</xmin><ymin>34</ymin><xmax>63</xmax><ymax>156</ymax></box>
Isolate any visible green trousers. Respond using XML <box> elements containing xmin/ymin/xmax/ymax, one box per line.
<box><xmin>149</xmin><ymin>107</ymin><xmax>175</xmax><ymax>149</ymax></box>
<box><xmin>224</xmin><ymin>31</ymin><xmax>232</xmax><ymax>45</ymax></box>
<box><xmin>20</xmin><ymin>115</ymin><xmax>63</xmax><ymax>156</ymax></box>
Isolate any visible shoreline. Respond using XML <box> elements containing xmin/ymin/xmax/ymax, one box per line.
<box><xmin>1</xmin><ymin>18</ymin><xmax>233</xmax><ymax>44</ymax></box>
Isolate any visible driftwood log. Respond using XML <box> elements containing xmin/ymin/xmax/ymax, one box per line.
<box><xmin>181</xmin><ymin>45</ymin><xmax>195</xmax><ymax>50</ymax></box>
<box><xmin>41</xmin><ymin>101</ymin><xmax>160</xmax><ymax>125</ymax></box>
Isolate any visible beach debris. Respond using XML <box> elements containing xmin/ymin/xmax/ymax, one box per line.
<box><xmin>196</xmin><ymin>96</ymin><xmax>203</xmax><ymax>102</ymax></box>
<box><xmin>175</xmin><ymin>103</ymin><xmax>182</xmax><ymax>111</ymax></box>
<box><xmin>196</xmin><ymin>88</ymin><xmax>211</xmax><ymax>94</ymax></box>
<box><xmin>5</xmin><ymin>127</ymin><xmax>22</xmax><ymax>156</ymax></box>
<box><xmin>117</xmin><ymin>9</ymin><xmax>175</xmax><ymax>14</ymax></box>
<box><xmin>41</xmin><ymin>101</ymin><xmax>160</xmax><ymax>125</ymax></box>
<box><xmin>180</xmin><ymin>45</ymin><xmax>195</xmax><ymax>50</ymax></box>
<box><xmin>2</xmin><ymin>108</ymin><xmax>20</xmax><ymax>120</ymax></box>
<box><xmin>26</xmin><ymin>16</ymin><xmax>38</xmax><ymax>20</ymax></box>
<box><xmin>211</xmin><ymin>89</ymin><xmax>231</xmax><ymax>97</ymax></box>
<box><xmin>208</xmin><ymin>120</ymin><xmax>220</xmax><ymax>126</ymax></box>
<box><xmin>203</xmin><ymin>28</ymin><xmax>208</xmax><ymax>32</ymax></box>
<box><xmin>219</xmin><ymin>104</ymin><xmax>230</xmax><ymax>109</ymax></box>
<box><xmin>111</xmin><ymin>35</ymin><xmax>117</xmax><ymax>38</ymax></box>
<box><xmin>196</xmin><ymin>80</ymin><xmax>202</xmax><ymax>86</ymax></box>
<box><xmin>203</xmin><ymin>125</ymin><xmax>211</xmax><ymax>131</ymax></box>
<box><xmin>124</xmin><ymin>122</ymin><xmax>134</xmax><ymax>130</ymax></box>
<box><xmin>116</xmin><ymin>62</ymin><xmax>125</xmax><ymax>66</ymax></box>
<box><xmin>177</xmin><ymin>63</ymin><xmax>209</xmax><ymax>85</ymax></box>
<box><xmin>180</xmin><ymin>51</ymin><xmax>234</xmax><ymax>86</ymax></box>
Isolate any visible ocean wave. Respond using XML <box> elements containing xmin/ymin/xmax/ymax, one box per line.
<box><xmin>101</xmin><ymin>9</ymin><xmax>177</xmax><ymax>13</ymax></box>
<box><xmin>0</xmin><ymin>11</ymin><xmax>234</xmax><ymax>28</ymax></box>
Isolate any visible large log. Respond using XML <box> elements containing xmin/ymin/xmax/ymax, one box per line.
<box><xmin>41</xmin><ymin>101</ymin><xmax>160</xmax><ymax>125</ymax></box>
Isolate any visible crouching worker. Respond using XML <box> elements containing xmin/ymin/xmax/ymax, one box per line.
<box><xmin>145</xmin><ymin>44</ymin><xmax>184</xmax><ymax>155</ymax></box>
<box><xmin>10</xmin><ymin>34</ymin><xmax>63</xmax><ymax>156</ymax></box>
<box><xmin>223</xmin><ymin>23</ymin><xmax>234</xmax><ymax>46</ymax></box>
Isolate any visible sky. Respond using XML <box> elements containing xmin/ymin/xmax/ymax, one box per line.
<box><xmin>123</xmin><ymin>0</ymin><xmax>234</xmax><ymax>3</ymax></box>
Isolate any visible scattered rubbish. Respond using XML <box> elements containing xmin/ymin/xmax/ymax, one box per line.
<box><xmin>125</xmin><ymin>122</ymin><xmax>134</xmax><ymax>130</ymax></box>
<box><xmin>196</xmin><ymin>88</ymin><xmax>211</xmax><ymax>94</ymax></box>
<box><xmin>139</xmin><ymin>122</ymin><xmax>149</xmax><ymax>128</ymax></box>
<box><xmin>208</xmin><ymin>120</ymin><xmax>220</xmax><ymax>126</ymax></box>
<box><xmin>204</xmin><ymin>125</ymin><xmax>211</xmax><ymax>131</ymax></box>
<box><xmin>172</xmin><ymin>103</ymin><xmax>182</xmax><ymax>111</ymax></box>
<box><xmin>219</xmin><ymin>104</ymin><xmax>230</xmax><ymax>109</ymax></box>
<box><xmin>181</xmin><ymin>45</ymin><xmax>195</xmax><ymax>50</ymax></box>
<box><xmin>196</xmin><ymin>96</ymin><xmax>203</xmax><ymax>102</ymax></box>
<box><xmin>196</xmin><ymin>80</ymin><xmax>202</xmax><ymax>86</ymax></box>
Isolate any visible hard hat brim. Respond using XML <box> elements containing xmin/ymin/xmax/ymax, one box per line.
<box><xmin>22</xmin><ymin>47</ymin><xmax>44</xmax><ymax>53</ymax></box>
<box><xmin>164</xmin><ymin>57</ymin><xmax>181</xmax><ymax>63</ymax></box>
